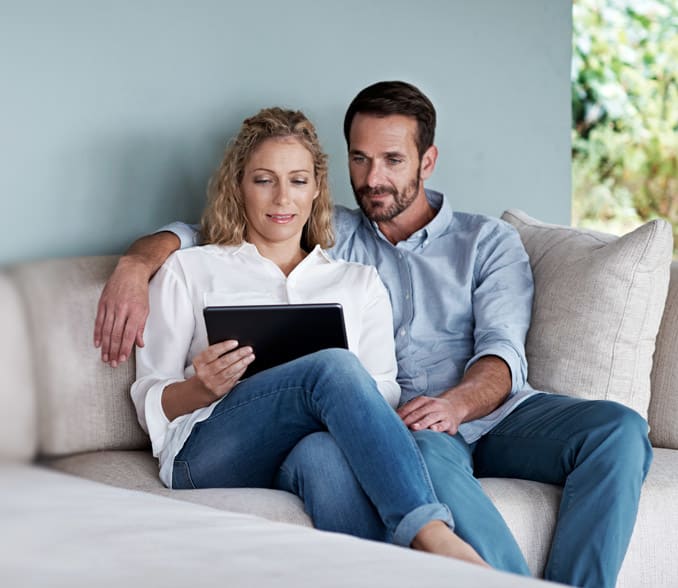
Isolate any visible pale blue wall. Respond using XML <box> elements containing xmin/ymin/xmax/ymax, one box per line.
<box><xmin>0</xmin><ymin>0</ymin><xmax>572</xmax><ymax>264</ymax></box>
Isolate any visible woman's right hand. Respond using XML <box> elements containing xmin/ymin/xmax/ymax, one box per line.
<box><xmin>192</xmin><ymin>340</ymin><xmax>255</xmax><ymax>400</ymax></box>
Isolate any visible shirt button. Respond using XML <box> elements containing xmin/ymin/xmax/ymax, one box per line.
<box><xmin>404</xmin><ymin>293</ymin><xmax>410</xmax><ymax>300</ymax></box>
<box><xmin>398</xmin><ymin>252</ymin><xmax>403</xmax><ymax>259</ymax></box>
<box><xmin>399</xmin><ymin>328</ymin><xmax>407</xmax><ymax>337</ymax></box>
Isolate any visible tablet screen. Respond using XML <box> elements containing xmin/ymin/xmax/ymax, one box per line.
<box><xmin>203</xmin><ymin>303</ymin><xmax>348</xmax><ymax>378</ymax></box>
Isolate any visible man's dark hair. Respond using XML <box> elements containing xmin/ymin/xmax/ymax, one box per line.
<box><xmin>343</xmin><ymin>81</ymin><xmax>436</xmax><ymax>158</ymax></box>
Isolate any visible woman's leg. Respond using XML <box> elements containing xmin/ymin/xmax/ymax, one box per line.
<box><xmin>275</xmin><ymin>432</ymin><xmax>387</xmax><ymax>541</ymax></box>
<box><xmin>173</xmin><ymin>348</ymin><xmax>453</xmax><ymax>547</ymax></box>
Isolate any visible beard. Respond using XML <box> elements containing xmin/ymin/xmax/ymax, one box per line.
<box><xmin>352</xmin><ymin>169</ymin><xmax>421</xmax><ymax>223</ymax></box>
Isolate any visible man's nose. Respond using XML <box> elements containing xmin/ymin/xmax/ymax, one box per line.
<box><xmin>366</xmin><ymin>161</ymin><xmax>384</xmax><ymax>187</ymax></box>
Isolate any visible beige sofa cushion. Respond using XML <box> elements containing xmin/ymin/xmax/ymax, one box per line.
<box><xmin>501</xmin><ymin>209</ymin><xmax>672</xmax><ymax>417</ymax></box>
<box><xmin>0</xmin><ymin>272</ymin><xmax>37</xmax><ymax>461</ymax></box>
<box><xmin>648</xmin><ymin>262</ymin><xmax>678</xmax><ymax>449</ymax></box>
<box><xmin>47</xmin><ymin>450</ymin><xmax>313</xmax><ymax>527</ymax></box>
<box><xmin>10</xmin><ymin>256</ymin><xmax>148</xmax><ymax>457</ymax></box>
<box><xmin>1</xmin><ymin>464</ymin><xmax>552</xmax><ymax>588</ymax></box>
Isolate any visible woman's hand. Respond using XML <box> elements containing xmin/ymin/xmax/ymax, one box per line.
<box><xmin>192</xmin><ymin>340</ymin><xmax>256</xmax><ymax>400</ymax></box>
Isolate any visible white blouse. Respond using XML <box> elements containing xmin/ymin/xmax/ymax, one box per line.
<box><xmin>131</xmin><ymin>242</ymin><xmax>400</xmax><ymax>487</ymax></box>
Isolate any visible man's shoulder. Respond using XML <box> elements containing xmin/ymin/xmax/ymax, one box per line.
<box><xmin>333</xmin><ymin>205</ymin><xmax>363</xmax><ymax>232</ymax></box>
<box><xmin>450</xmin><ymin>210</ymin><xmax>520</xmax><ymax>242</ymax></box>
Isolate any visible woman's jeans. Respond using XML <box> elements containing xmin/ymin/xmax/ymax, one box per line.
<box><xmin>172</xmin><ymin>348</ymin><xmax>452</xmax><ymax>547</ymax></box>
<box><xmin>276</xmin><ymin>393</ymin><xmax>652</xmax><ymax>588</ymax></box>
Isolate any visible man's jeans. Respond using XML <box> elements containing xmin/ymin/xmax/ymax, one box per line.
<box><xmin>275</xmin><ymin>393</ymin><xmax>652</xmax><ymax>588</ymax></box>
<box><xmin>172</xmin><ymin>348</ymin><xmax>452</xmax><ymax>547</ymax></box>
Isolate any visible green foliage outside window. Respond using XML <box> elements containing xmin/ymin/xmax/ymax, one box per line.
<box><xmin>572</xmin><ymin>0</ymin><xmax>678</xmax><ymax>251</ymax></box>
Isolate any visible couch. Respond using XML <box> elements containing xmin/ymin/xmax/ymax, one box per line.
<box><xmin>2</xmin><ymin>209</ymin><xmax>677</xmax><ymax>587</ymax></box>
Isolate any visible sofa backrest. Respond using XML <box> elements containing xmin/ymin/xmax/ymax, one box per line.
<box><xmin>0</xmin><ymin>272</ymin><xmax>37</xmax><ymax>462</ymax></box>
<box><xmin>3</xmin><ymin>253</ymin><xmax>677</xmax><ymax>460</ymax></box>
<box><xmin>649</xmin><ymin>261</ymin><xmax>678</xmax><ymax>449</ymax></box>
<box><xmin>8</xmin><ymin>256</ymin><xmax>149</xmax><ymax>458</ymax></box>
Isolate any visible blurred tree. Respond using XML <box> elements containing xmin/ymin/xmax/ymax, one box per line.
<box><xmin>572</xmin><ymin>0</ymin><xmax>678</xmax><ymax>249</ymax></box>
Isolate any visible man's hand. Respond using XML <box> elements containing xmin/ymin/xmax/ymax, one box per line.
<box><xmin>93</xmin><ymin>231</ymin><xmax>181</xmax><ymax>367</ymax></box>
<box><xmin>398</xmin><ymin>355</ymin><xmax>513</xmax><ymax>435</ymax></box>
<box><xmin>94</xmin><ymin>257</ymin><xmax>151</xmax><ymax>367</ymax></box>
<box><xmin>397</xmin><ymin>395</ymin><xmax>467</xmax><ymax>435</ymax></box>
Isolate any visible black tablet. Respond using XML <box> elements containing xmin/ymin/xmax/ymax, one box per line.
<box><xmin>203</xmin><ymin>303</ymin><xmax>349</xmax><ymax>378</ymax></box>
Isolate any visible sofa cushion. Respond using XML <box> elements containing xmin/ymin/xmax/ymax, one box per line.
<box><xmin>1</xmin><ymin>464</ymin><xmax>549</xmax><ymax>588</ymax></box>
<box><xmin>481</xmin><ymin>447</ymin><xmax>678</xmax><ymax>587</ymax></box>
<box><xmin>501</xmin><ymin>210</ymin><xmax>672</xmax><ymax>418</ymax></box>
<box><xmin>0</xmin><ymin>272</ymin><xmax>37</xmax><ymax>461</ymax></box>
<box><xmin>648</xmin><ymin>262</ymin><xmax>678</xmax><ymax>449</ymax></box>
<box><xmin>9</xmin><ymin>256</ymin><xmax>149</xmax><ymax>457</ymax></box>
<box><xmin>46</xmin><ymin>450</ymin><xmax>312</xmax><ymax>527</ymax></box>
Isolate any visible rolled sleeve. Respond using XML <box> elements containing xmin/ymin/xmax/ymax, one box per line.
<box><xmin>156</xmin><ymin>222</ymin><xmax>201</xmax><ymax>249</ymax></box>
<box><xmin>469</xmin><ymin>221</ymin><xmax>533</xmax><ymax>393</ymax></box>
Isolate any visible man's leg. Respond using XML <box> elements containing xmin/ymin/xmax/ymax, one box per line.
<box><xmin>275</xmin><ymin>432</ymin><xmax>388</xmax><ymax>542</ymax></box>
<box><xmin>413</xmin><ymin>429</ymin><xmax>532</xmax><ymax>575</ymax></box>
<box><xmin>473</xmin><ymin>393</ymin><xmax>652</xmax><ymax>588</ymax></box>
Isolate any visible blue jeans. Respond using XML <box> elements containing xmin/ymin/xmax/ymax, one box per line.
<box><xmin>171</xmin><ymin>348</ymin><xmax>452</xmax><ymax>546</ymax></box>
<box><xmin>275</xmin><ymin>393</ymin><xmax>652</xmax><ymax>588</ymax></box>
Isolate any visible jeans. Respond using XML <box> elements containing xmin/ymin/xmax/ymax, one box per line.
<box><xmin>276</xmin><ymin>393</ymin><xmax>653</xmax><ymax>588</ymax></box>
<box><xmin>172</xmin><ymin>348</ymin><xmax>452</xmax><ymax>546</ymax></box>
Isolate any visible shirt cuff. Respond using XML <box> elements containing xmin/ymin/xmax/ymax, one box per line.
<box><xmin>155</xmin><ymin>222</ymin><xmax>200</xmax><ymax>249</ymax></box>
<box><xmin>464</xmin><ymin>343</ymin><xmax>526</xmax><ymax>394</ymax></box>
<box><xmin>376</xmin><ymin>380</ymin><xmax>401</xmax><ymax>408</ymax></box>
<box><xmin>143</xmin><ymin>379</ymin><xmax>179</xmax><ymax>458</ymax></box>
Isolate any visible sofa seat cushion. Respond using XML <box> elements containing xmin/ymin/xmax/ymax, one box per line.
<box><xmin>46</xmin><ymin>450</ymin><xmax>312</xmax><ymax>527</ymax></box>
<box><xmin>480</xmin><ymin>478</ymin><xmax>561</xmax><ymax>578</ymax></box>
<box><xmin>480</xmin><ymin>448</ymin><xmax>678</xmax><ymax>587</ymax></box>
<box><xmin>501</xmin><ymin>210</ymin><xmax>673</xmax><ymax>418</ymax></box>
<box><xmin>0</xmin><ymin>463</ymin><xmax>553</xmax><ymax>588</ymax></box>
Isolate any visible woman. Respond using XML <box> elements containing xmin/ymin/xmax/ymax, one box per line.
<box><xmin>131</xmin><ymin>107</ymin><xmax>485</xmax><ymax>563</ymax></box>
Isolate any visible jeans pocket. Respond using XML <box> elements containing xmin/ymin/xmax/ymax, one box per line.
<box><xmin>172</xmin><ymin>460</ymin><xmax>197</xmax><ymax>489</ymax></box>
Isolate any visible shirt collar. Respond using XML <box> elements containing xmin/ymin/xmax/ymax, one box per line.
<box><xmin>233</xmin><ymin>241</ymin><xmax>331</xmax><ymax>266</ymax></box>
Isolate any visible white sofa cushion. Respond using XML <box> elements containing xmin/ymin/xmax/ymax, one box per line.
<box><xmin>501</xmin><ymin>209</ymin><xmax>672</xmax><ymax>418</ymax></box>
<box><xmin>47</xmin><ymin>449</ymin><xmax>313</xmax><ymax>527</ymax></box>
<box><xmin>648</xmin><ymin>262</ymin><xmax>678</xmax><ymax>448</ymax></box>
<box><xmin>0</xmin><ymin>464</ymin><xmax>553</xmax><ymax>588</ymax></box>
<box><xmin>0</xmin><ymin>272</ymin><xmax>37</xmax><ymax>461</ymax></box>
<box><xmin>9</xmin><ymin>256</ymin><xmax>148</xmax><ymax>456</ymax></box>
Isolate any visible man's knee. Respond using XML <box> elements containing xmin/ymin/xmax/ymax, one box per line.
<box><xmin>585</xmin><ymin>401</ymin><xmax>653</xmax><ymax>477</ymax></box>
<box><xmin>413</xmin><ymin>429</ymin><xmax>473</xmax><ymax>476</ymax></box>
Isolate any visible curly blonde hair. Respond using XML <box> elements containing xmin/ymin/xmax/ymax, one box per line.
<box><xmin>201</xmin><ymin>107</ymin><xmax>334</xmax><ymax>250</ymax></box>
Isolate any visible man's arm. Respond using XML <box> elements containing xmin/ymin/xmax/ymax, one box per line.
<box><xmin>94</xmin><ymin>231</ymin><xmax>180</xmax><ymax>367</ymax></box>
<box><xmin>397</xmin><ymin>355</ymin><xmax>510</xmax><ymax>434</ymax></box>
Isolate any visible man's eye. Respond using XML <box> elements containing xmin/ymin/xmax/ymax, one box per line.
<box><xmin>387</xmin><ymin>158</ymin><xmax>403</xmax><ymax>165</ymax></box>
<box><xmin>351</xmin><ymin>156</ymin><xmax>366</xmax><ymax>164</ymax></box>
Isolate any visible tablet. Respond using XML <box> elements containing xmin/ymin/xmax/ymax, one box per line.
<box><xmin>203</xmin><ymin>303</ymin><xmax>349</xmax><ymax>378</ymax></box>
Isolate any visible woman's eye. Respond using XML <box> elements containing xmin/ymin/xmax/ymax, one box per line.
<box><xmin>292</xmin><ymin>178</ymin><xmax>308</xmax><ymax>185</ymax></box>
<box><xmin>254</xmin><ymin>178</ymin><xmax>272</xmax><ymax>184</ymax></box>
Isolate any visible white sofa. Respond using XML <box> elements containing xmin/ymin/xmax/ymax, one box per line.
<box><xmin>2</xmin><ymin>210</ymin><xmax>677</xmax><ymax>587</ymax></box>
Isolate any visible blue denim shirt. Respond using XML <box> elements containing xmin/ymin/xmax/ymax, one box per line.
<box><xmin>161</xmin><ymin>189</ymin><xmax>538</xmax><ymax>442</ymax></box>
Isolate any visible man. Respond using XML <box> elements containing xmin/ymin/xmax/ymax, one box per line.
<box><xmin>94</xmin><ymin>81</ymin><xmax>651</xmax><ymax>587</ymax></box>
